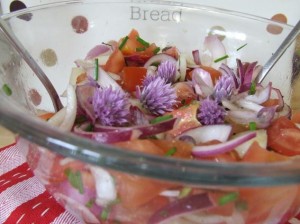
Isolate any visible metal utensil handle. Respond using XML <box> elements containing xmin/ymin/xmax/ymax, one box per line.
<box><xmin>0</xmin><ymin>19</ymin><xmax>63</xmax><ymax>112</ymax></box>
<box><xmin>256</xmin><ymin>19</ymin><xmax>300</xmax><ymax>83</ymax></box>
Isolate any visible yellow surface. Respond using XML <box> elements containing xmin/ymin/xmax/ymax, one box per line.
<box><xmin>0</xmin><ymin>126</ymin><xmax>16</xmax><ymax>148</ymax></box>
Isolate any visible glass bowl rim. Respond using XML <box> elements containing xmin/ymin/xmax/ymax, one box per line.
<box><xmin>0</xmin><ymin>0</ymin><xmax>299</xmax><ymax>187</ymax></box>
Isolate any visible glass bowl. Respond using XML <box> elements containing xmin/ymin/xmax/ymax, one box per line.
<box><xmin>0</xmin><ymin>1</ymin><xmax>300</xmax><ymax>223</ymax></box>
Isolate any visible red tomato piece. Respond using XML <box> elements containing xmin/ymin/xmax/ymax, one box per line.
<box><xmin>104</xmin><ymin>49</ymin><xmax>125</xmax><ymax>74</ymax></box>
<box><xmin>121</xmin><ymin>66</ymin><xmax>147</xmax><ymax>92</ymax></box>
<box><xmin>267</xmin><ymin>116</ymin><xmax>300</xmax><ymax>156</ymax></box>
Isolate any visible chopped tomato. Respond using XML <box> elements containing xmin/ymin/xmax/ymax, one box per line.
<box><xmin>104</xmin><ymin>49</ymin><xmax>125</xmax><ymax>73</ymax></box>
<box><xmin>200</xmin><ymin>65</ymin><xmax>221</xmax><ymax>84</ymax></box>
<box><xmin>173</xmin><ymin>82</ymin><xmax>197</xmax><ymax>108</ymax></box>
<box><xmin>121</xmin><ymin>66</ymin><xmax>147</xmax><ymax>92</ymax></box>
<box><xmin>261</xmin><ymin>98</ymin><xmax>279</xmax><ymax>107</ymax></box>
<box><xmin>267</xmin><ymin>116</ymin><xmax>300</xmax><ymax>156</ymax></box>
<box><xmin>242</xmin><ymin>141</ymin><xmax>288</xmax><ymax>162</ymax></box>
<box><xmin>166</xmin><ymin>102</ymin><xmax>201</xmax><ymax>138</ymax></box>
<box><xmin>162</xmin><ymin>46</ymin><xmax>179</xmax><ymax>59</ymax></box>
<box><xmin>38</xmin><ymin>112</ymin><xmax>54</xmax><ymax>120</ymax></box>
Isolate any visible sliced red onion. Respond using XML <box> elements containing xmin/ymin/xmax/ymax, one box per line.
<box><xmin>244</xmin><ymin>82</ymin><xmax>272</xmax><ymax>104</ymax></box>
<box><xmin>192</xmin><ymin>131</ymin><xmax>256</xmax><ymax>157</ymax></box>
<box><xmin>85</xmin><ymin>44</ymin><xmax>112</xmax><ymax>60</ymax></box>
<box><xmin>89</xmin><ymin>166</ymin><xmax>117</xmax><ymax>206</ymax></box>
<box><xmin>76</xmin><ymin>84</ymin><xmax>96</xmax><ymax>122</ymax></box>
<box><xmin>148</xmin><ymin>193</ymin><xmax>213</xmax><ymax>224</ymax></box>
<box><xmin>236</xmin><ymin>99</ymin><xmax>264</xmax><ymax>113</ymax></box>
<box><xmin>257</xmin><ymin>106</ymin><xmax>276</xmax><ymax>128</ymax></box>
<box><xmin>143</xmin><ymin>53</ymin><xmax>177</xmax><ymax>68</ymax></box>
<box><xmin>192</xmin><ymin>68</ymin><xmax>214</xmax><ymax>97</ymax></box>
<box><xmin>237</xmin><ymin>60</ymin><xmax>258</xmax><ymax>93</ymax></box>
<box><xmin>192</xmin><ymin>50</ymin><xmax>201</xmax><ymax>65</ymax></box>
<box><xmin>271</xmin><ymin>87</ymin><xmax>284</xmax><ymax>111</ymax></box>
<box><xmin>59</xmin><ymin>85</ymin><xmax>77</xmax><ymax>131</ymax></box>
<box><xmin>177</xmin><ymin>125</ymin><xmax>232</xmax><ymax>144</ymax></box>
<box><xmin>178</xmin><ymin>135</ymin><xmax>197</xmax><ymax>145</ymax></box>
<box><xmin>94</xmin><ymin>118</ymin><xmax>178</xmax><ymax>138</ymax></box>
<box><xmin>130</xmin><ymin>106</ymin><xmax>150</xmax><ymax>126</ymax></box>
<box><xmin>219</xmin><ymin>63</ymin><xmax>239</xmax><ymax>88</ymax></box>
<box><xmin>74</xmin><ymin>123</ymin><xmax>141</xmax><ymax>143</ymax></box>
<box><xmin>200</xmin><ymin>35</ymin><xmax>227</xmax><ymax>69</ymax></box>
<box><xmin>234</xmin><ymin>130</ymin><xmax>267</xmax><ymax>158</ymax></box>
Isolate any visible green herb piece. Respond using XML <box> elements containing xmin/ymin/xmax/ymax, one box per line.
<box><xmin>218</xmin><ymin>192</ymin><xmax>239</xmax><ymax>206</ymax></box>
<box><xmin>2</xmin><ymin>84</ymin><xmax>12</xmax><ymax>96</ymax></box>
<box><xmin>136</xmin><ymin>36</ymin><xmax>150</xmax><ymax>47</ymax></box>
<box><xmin>64</xmin><ymin>168</ymin><xmax>84</xmax><ymax>194</ymax></box>
<box><xmin>95</xmin><ymin>58</ymin><xmax>99</xmax><ymax>81</ymax></box>
<box><xmin>150</xmin><ymin>114</ymin><xmax>173</xmax><ymax>124</ymax></box>
<box><xmin>249</xmin><ymin>81</ymin><xmax>256</xmax><ymax>95</ymax></box>
<box><xmin>235</xmin><ymin>200</ymin><xmax>248</xmax><ymax>211</ymax></box>
<box><xmin>179</xmin><ymin>187</ymin><xmax>192</xmax><ymax>198</ymax></box>
<box><xmin>237</xmin><ymin>43</ymin><xmax>248</xmax><ymax>51</ymax></box>
<box><xmin>85</xmin><ymin>123</ymin><xmax>94</xmax><ymax>132</ymax></box>
<box><xmin>162</xmin><ymin>46</ymin><xmax>172</xmax><ymax>52</ymax></box>
<box><xmin>75</xmin><ymin>115</ymin><xmax>88</xmax><ymax>125</ymax></box>
<box><xmin>119</xmin><ymin>36</ymin><xmax>129</xmax><ymax>50</ymax></box>
<box><xmin>100</xmin><ymin>208</ymin><xmax>109</xmax><ymax>220</ymax></box>
<box><xmin>165</xmin><ymin>147</ymin><xmax>177</xmax><ymax>156</ymax></box>
<box><xmin>150</xmin><ymin>62</ymin><xmax>160</xmax><ymax>67</ymax></box>
<box><xmin>214</xmin><ymin>54</ymin><xmax>229</xmax><ymax>63</ymax></box>
<box><xmin>85</xmin><ymin>198</ymin><xmax>95</xmax><ymax>208</ymax></box>
<box><xmin>249</xmin><ymin>121</ymin><xmax>257</xmax><ymax>131</ymax></box>
<box><xmin>136</xmin><ymin>47</ymin><xmax>146</xmax><ymax>52</ymax></box>
<box><xmin>153</xmin><ymin>47</ymin><xmax>160</xmax><ymax>55</ymax></box>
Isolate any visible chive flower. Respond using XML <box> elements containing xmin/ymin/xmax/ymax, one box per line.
<box><xmin>214</xmin><ymin>73</ymin><xmax>235</xmax><ymax>102</ymax></box>
<box><xmin>156</xmin><ymin>60</ymin><xmax>177</xmax><ymax>83</ymax></box>
<box><xmin>138</xmin><ymin>76</ymin><xmax>177</xmax><ymax>115</ymax></box>
<box><xmin>197</xmin><ymin>98</ymin><xmax>226</xmax><ymax>125</ymax></box>
<box><xmin>92</xmin><ymin>86</ymin><xmax>130</xmax><ymax>126</ymax></box>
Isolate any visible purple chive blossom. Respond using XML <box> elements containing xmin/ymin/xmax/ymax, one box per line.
<box><xmin>138</xmin><ymin>76</ymin><xmax>177</xmax><ymax>115</ymax></box>
<box><xmin>157</xmin><ymin>60</ymin><xmax>177</xmax><ymax>83</ymax></box>
<box><xmin>87</xmin><ymin>75</ymin><xmax>100</xmax><ymax>88</ymax></box>
<box><xmin>214</xmin><ymin>73</ymin><xmax>235</xmax><ymax>102</ymax></box>
<box><xmin>197</xmin><ymin>98</ymin><xmax>226</xmax><ymax>125</ymax></box>
<box><xmin>142</xmin><ymin>74</ymin><xmax>159</xmax><ymax>87</ymax></box>
<box><xmin>92</xmin><ymin>86</ymin><xmax>130</xmax><ymax>126</ymax></box>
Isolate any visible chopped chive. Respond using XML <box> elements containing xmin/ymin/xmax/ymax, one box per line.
<box><xmin>85</xmin><ymin>123</ymin><xmax>94</xmax><ymax>132</ymax></box>
<box><xmin>150</xmin><ymin>62</ymin><xmax>160</xmax><ymax>67</ymax></box>
<box><xmin>64</xmin><ymin>168</ymin><xmax>84</xmax><ymax>194</ymax></box>
<box><xmin>153</xmin><ymin>47</ymin><xmax>160</xmax><ymax>55</ymax></box>
<box><xmin>179</xmin><ymin>187</ymin><xmax>192</xmax><ymax>198</ymax></box>
<box><xmin>100</xmin><ymin>208</ymin><xmax>109</xmax><ymax>220</ymax></box>
<box><xmin>218</xmin><ymin>192</ymin><xmax>239</xmax><ymax>206</ymax></box>
<box><xmin>214</xmin><ymin>55</ymin><xmax>229</xmax><ymax>63</ymax></box>
<box><xmin>136</xmin><ymin>36</ymin><xmax>150</xmax><ymax>47</ymax></box>
<box><xmin>249</xmin><ymin>121</ymin><xmax>257</xmax><ymax>131</ymax></box>
<box><xmin>2</xmin><ymin>84</ymin><xmax>12</xmax><ymax>96</ymax></box>
<box><xmin>165</xmin><ymin>147</ymin><xmax>177</xmax><ymax>156</ymax></box>
<box><xmin>249</xmin><ymin>81</ymin><xmax>256</xmax><ymax>95</ymax></box>
<box><xmin>136</xmin><ymin>47</ymin><xmax>146</xmax><ymax>52</ymax></box>
<box><xmin>237</xmin><ymin>43</ymin><xmax>248</xmax><ymax>51</ymax></box>
<box><xmin>85</xmin><ymin>198</ymin><xmax>95</xmax><ymax>208</ymax></box>
<box><xmin>150</xmin><ymin>114</ymin><xmax>173</xmax><ymax>124</ymax></box>
<box><xmin>95</xmin><ymin>58</ymin><xmax>99</xmax><ymax>81</ymax></box>
<box><xmin>119</xmin><ymin>36</ymin><xmax>129</xmax><ymax>50</ymax></box>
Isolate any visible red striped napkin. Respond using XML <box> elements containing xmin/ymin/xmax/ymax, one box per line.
<box><xmin>1</xmin><ymin>142</ymin><xmax>300</xmax><ymax>224</ymax></box>
<box><xmin>0</xmin><ymin>143</ymin><xmax>81</xmax><ymax>224</ymax></box>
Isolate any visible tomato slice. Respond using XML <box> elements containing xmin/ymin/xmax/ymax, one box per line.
<box><xmin>121</xmin><ymin>66</ymin><xmax>147</xmax><ymax>92</ymax></box>
<box><xmin>104</xmin><ymin>49</ymin><xmax>125</xmax><ymax>73</ymax></box>
<box><xmin>267</xmin><ymin>116</ymin><xmax>300</xmax><ymax>156</ymax></box>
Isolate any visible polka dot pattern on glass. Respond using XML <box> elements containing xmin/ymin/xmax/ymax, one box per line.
<box><xmin>267</xmin><ymin>13</ymin><xmax>288</xmax><ymax>35</ymax></box>
<box><xmin>28</xmin><ymin>88</ymin><xmax>42</xmax><ymax>106</ymax></box>
<box><xmin>9</xmin><ymin>0</ymin><xmax>32</xmax><ymax>21</ymax></box>
<box><xmin>71</xmin><ymin>15</ymin><xmax>89</xmax><ymax>34</ymax></box>
<box><xmin>40</xmin><ymin>49</ymin><xmax>58</xmax><ymax>67</ymax></box>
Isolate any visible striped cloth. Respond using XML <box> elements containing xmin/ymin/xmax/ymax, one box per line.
<box><xmin>1</xmin><ymin>142</ymin><xmax>300</xmax><ymax>224</ymax></box>
<box><xmin>0</xmin><ymin>143</ymin><xmax>81</xmax><ymax>224</ymax></box>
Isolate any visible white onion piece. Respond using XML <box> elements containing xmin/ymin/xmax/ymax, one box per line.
<box><xmin>59</xmin><ymin>85</ymin><xmax>77</xmax><ymax>131</ymax></box>
<box><xmin>89</xmin><ymin>166</ymin><xmax>117</xmax><ymax>206</ymax></box>
<box><xmin>74</xmin><ymin>59</ymin><xmax>94</xmax><ymax>69</ymax></box>
<box><xmin>179</xmin><ymin>53</ymin><xmax>187</xmax><ymax>81</ymax></box>
<box><xmin>143</xmin><ymin>53</ymin><xmax>177</xmax><ymax>68</ymax></box>
<box><xmin>192</xmin><ymin>68</ymin><xmax>214</xmax><ymax>97</ymax></box>
<box><xmin>222</xmin><ymin>99</ymin><xmax>240</xmax><ymax>111</ymax></box>
<box><xmin>236</xmin><ymin>99</ymin><xmax>264</xmax><ymax>113</ymax></box>
<box><xmin>69</xmin><ymin>67</ymin><xmax>86</xmax><ymax>86</ymax></box>
<box><xmin>234</xmin><ymin>130</ymin><xmax>267</xmax><ymax>158</ymax></box>
<box><xmin>47</xmin><ymin>107</ymin><xmax>66</xmax><ymax>127</ymax></box>
<box><xmin>200</xmin><ymin>35</ymin><xmax>227</xmax><ymax>69</ymax></box>
<box><xmin>177</xmin><ymin>125</ymin><xmax>232</xmax><ymax>144</ymax></box>
<box><xmin>244</xmin><ymin>82</ymin><xmax>272</xmax><ymax>104</ymax></box>
<box><xmin>275</xmin><ymin>103</ymin><xmax>291</xmax><ymax>119</ymax></box>
<box><xmin>160</xmin><ymin>190</ymin><xmax>181</xmax><ymax>197</ymax></box>
<box><xmin>192</xmin><ymin>131</ymin><xmax>256</xmax><ymax>157</ymax></box>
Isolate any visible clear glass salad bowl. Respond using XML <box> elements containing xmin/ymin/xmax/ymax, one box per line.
<box><xmin>0</xmin><ymin>1</ymin><xmax>300</xmax><ymax>223</ymax></box>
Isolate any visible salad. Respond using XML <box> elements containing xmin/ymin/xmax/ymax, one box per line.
<box><xmin>32</xmin><ymin>29</ymin><xmax>300</xmax><ymax>224</ymax></box>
